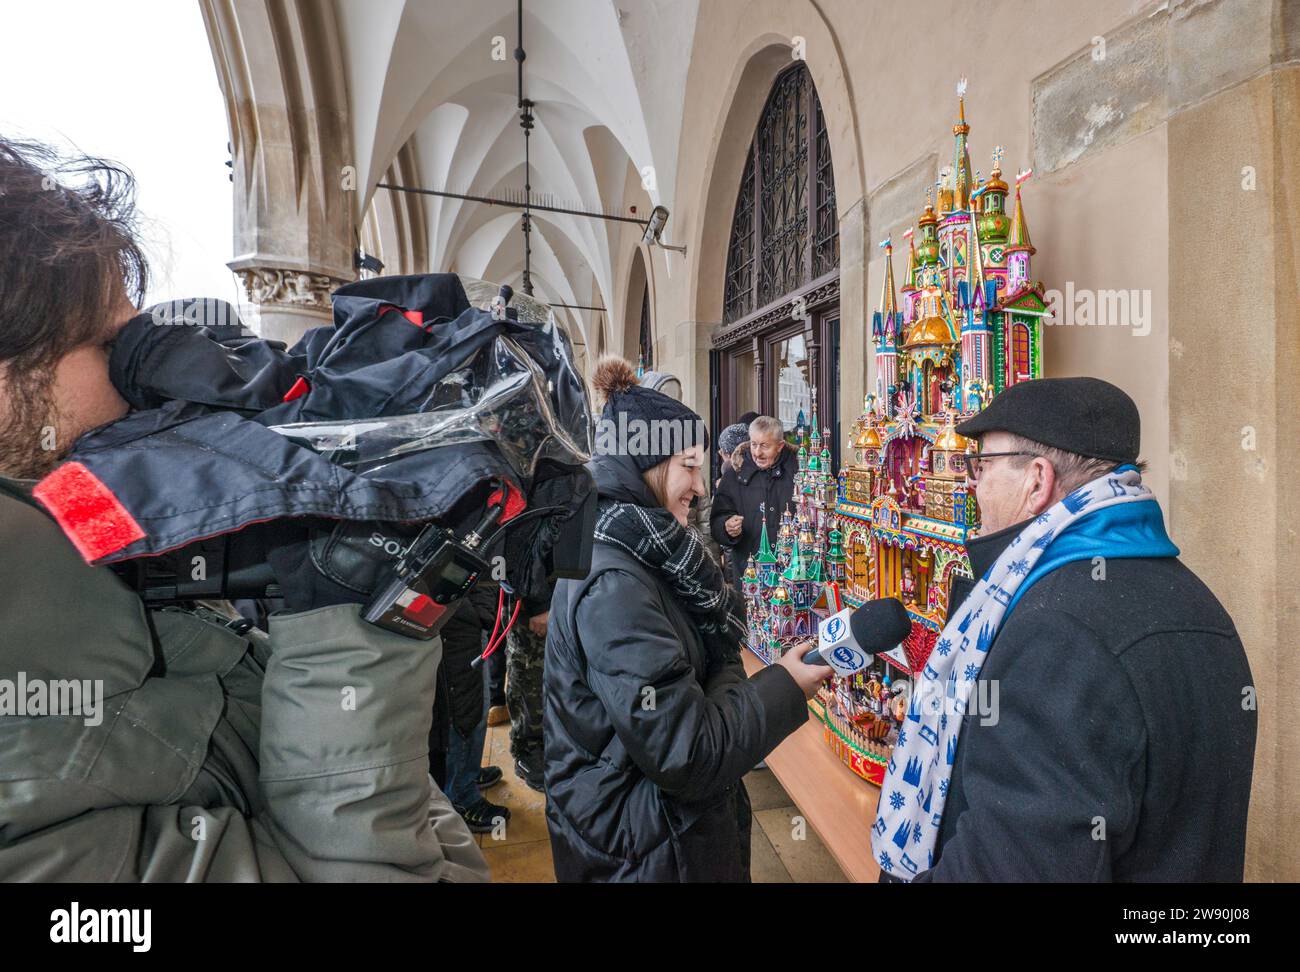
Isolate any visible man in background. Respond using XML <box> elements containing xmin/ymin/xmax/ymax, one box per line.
<box><xmin>434</xmin><ymin>580</ymin><xmax>512</xmax><ymax>833</ymax></box>
<box><xmin>710</xmin><ymin>415</ymin><xmax>798</xmax><ymax>591</ymax></box>
<box><xmin>504</xmin><ymin>582</ymin><xmax>553</xmax><ymax>792</ymax></box>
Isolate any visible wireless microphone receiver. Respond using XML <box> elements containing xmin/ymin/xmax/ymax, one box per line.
<box><xmin>803</xmin><ymin>598</ymin><xmax>912</xmax><ymax>676</ymax></box>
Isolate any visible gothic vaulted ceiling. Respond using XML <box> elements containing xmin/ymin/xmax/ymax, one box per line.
<box><xmin>336</xmin><ymin>0</ymin><xmax>699</xmax><ymax>349</ymax></box>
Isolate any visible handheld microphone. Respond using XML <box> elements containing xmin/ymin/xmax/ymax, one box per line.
<box><xmin>803</xmin><ymin>598</ymin><xmax>912</xmax><ymax>676</ymax></box>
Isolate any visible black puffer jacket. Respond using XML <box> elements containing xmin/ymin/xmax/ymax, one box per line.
<box><xmin>709</xmin><ymin>444</ymin><xmax>798</xmax><ymax>590</ymax></box>
<box><xmin>901</xmin><ymin>518</ymin><xmax>1257</xmax><ymax>882</ymax></box>
<box><xmin>542</xmin><ymin>452</ymin><xmax>808</xmax><ymax>882</ymax></box>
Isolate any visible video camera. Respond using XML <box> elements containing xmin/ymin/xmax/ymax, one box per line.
<box><xmin>37</xmin><ymin>274</ymin><xmax>596</xmax><ymax>640</ymax></box>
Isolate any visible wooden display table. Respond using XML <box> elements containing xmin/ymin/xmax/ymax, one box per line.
<box><xmin>743</xmin><ymin>650</ymin><xmax>883</xmax><ymax>883</ymax></box>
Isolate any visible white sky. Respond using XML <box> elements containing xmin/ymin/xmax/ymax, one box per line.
<box><xmin>0</xmin><ymin>0</ymin><xmax>239</xmax><ymax>309</ymax></box>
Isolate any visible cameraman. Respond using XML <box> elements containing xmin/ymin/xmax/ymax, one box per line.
<box><xmin>0</xmin><ymin>138</ymin><xmax>487</xmax><ymax>882</ymax></box>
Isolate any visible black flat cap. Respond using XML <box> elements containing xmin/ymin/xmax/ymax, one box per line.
<box><xmin>956</xmin><ymin>377</ymin><xmax>1140</xmax><ymax>464</ymax></box>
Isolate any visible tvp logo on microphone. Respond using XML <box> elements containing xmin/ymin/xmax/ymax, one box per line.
<box><xmin>821</xmin><ymin>615</ymin><xmax>846</xmax><ymax>646</ymax></box>
<box><xmin>827</xmin><ymin>644</ymin><xmax>867</xmax><ymax>676</ymax></box>
<box><xmin>817</xmin><ymin>607</ymin><xmax>870</xmax><ymax>677</ymax></box>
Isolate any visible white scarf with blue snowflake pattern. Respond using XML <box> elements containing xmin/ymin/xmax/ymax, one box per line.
<box><xmin>871</xmin><ymin>467</ymin><xmax>1154</xmax><ymax>880</ymax></box>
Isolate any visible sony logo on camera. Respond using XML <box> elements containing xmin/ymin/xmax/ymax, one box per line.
<box><xmin>368</xmin><ymin>532</ymin><xmax>406</xmax><ymax>557</ymax></box>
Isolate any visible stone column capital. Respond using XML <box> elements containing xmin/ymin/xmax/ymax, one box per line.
<box><xmin>230</xmin><ymin>261</ymin><xmax>350</xmax><ymax>314</ymax></box>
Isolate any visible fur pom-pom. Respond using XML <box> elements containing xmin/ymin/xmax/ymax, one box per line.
<box><xmin>730</xmin><ymin>440</ymin><xmax>750</xmax><ymax>472</ymax></box>
<box><xmin>591</xmin><ymin>355</ymin><xmax>638</xmax><ymax>403</ymax></box>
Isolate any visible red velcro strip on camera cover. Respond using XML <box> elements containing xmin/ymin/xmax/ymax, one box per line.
<box><xmin>488</xmin><ymin>481</ymin><xmax>526</xmax><ymax>523</ymax></box>
<box><xmin>282</xmin><ymin>376</ymin><xmax>311</xmax><ymax>402</ymax></box>
<box><xmin>377</xmin><ymin>303</ymin><xmax>424</xmax><ymax>327</ymax></box>
<box><xmin>32</xmin><ymin>461</ymin><xmax>147</xmax><ymax>564</ymax></box>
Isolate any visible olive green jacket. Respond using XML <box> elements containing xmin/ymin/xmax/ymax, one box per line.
<box><xmin>0</xmin><ymin>478</ymin><xmax>488</xmax><ymax>882</ymax></box>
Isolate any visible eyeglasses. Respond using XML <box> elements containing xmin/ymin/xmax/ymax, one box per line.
<box><xmin>965</xmin><ymin>451</ymin><xmax>1034</xmax><ymax>480</ymax></box>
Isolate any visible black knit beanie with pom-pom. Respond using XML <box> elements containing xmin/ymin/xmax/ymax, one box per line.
<box><xmin>591</xmin><ymin>355</ymin><xmax>709</xmax><ymax>472</ymax></box>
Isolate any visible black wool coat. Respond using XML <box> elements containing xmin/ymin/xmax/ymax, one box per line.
<box><xmin>709</xmin><ymin>444</ymin><xmax>799</xmax><ymax>590</ymax></box>
<box><xmin>897</xmin><ymin>518</ymin><xmax>1257</xmax><ymax>882</ymax></box>
<box><xmin>542</xmin><ymin>453</ymin><xmax>808</xmax><ymax>882</ymax></box>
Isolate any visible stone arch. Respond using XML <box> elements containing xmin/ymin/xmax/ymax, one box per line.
<box><xmin>676</xmin><ymin>7</ymin><xmax>868</xmax><ymax>418</ymax></box>
<box><xmin>362</xmin><ymin>141</ymin><xmax>428</xmax><ymax>276</ymax></box>
<box><xmin>681</xmin><ymin>7</ymin><xmax>866</xmax><ymax>411</ymax></box>
<box><xmin>622</xmin><ymin>246</ymin><xmax>652</xmax><ymax>364</ymax></box>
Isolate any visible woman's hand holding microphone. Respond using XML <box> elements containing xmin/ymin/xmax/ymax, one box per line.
<box><xmin>776</xmin><ymin>640</ymin><xmax>834</xmax><ymax>698</ymax></box>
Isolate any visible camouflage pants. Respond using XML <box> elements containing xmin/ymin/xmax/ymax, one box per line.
<box><xmin>505</xmin><ymin>624</ymin><xmax>546</xmax><ymax>762</ymax></box>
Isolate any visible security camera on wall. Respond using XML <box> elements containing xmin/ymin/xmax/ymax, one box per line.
<box><xmin>642</xmin><ymin>204</ymin><xmax>685</xmax><ymax>254</ymax></box>
<box><xmin>641</xmin><ymin>204</ymin><xmax>668</xmax><ymax>244</ymax></box>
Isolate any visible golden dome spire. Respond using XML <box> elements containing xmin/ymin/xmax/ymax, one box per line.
<box><xmin>933</xmin><ymin>408</ymin><xmax>969</xmax><ymax>452</ymax></box>
<box><xmin>901</xmin><ymin>228</ymin><xmax>919</xmax><ymax>294</ymax></box>
<box><xmin>879</xmin><ymin>238</ymin><xmax>899</xmax><ymax>320</ymax></box>
<box><xmin>967</xmin><ymin>201</ymin><xmax>987</xmax><ymax>291</ymax></box>
<box><xmin>918</xmin><ymin>186</ymin><xmax>938</xmax><ymax>226</ymax></box>
<box><xmin>855</xmin><ymin>421</ymin><xmax>883</xmax><ymax>450</ymax></box>
<box><xmin>1008</xmin><ymin>168</ymin><xmax>1036</xmax><ymax>254</ymax></box>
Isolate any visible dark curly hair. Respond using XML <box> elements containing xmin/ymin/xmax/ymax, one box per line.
<box><xmin>0</xmin><ymin>137</ymin><xmax>149</xmax><ymax>373</ymax></box>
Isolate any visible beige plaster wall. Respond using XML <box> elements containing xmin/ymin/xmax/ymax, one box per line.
<box><xmin>644</xmin><ymin>0</ymin><xmax>1170</xmax><ymax>503</ymax></box>
<box><xmin>1168</xmin><ymin>65</ymin><xmax>1299</xmax><ymax>883</ymax></box>
<box><xmin>594</xmin><ymin>0</ymin><xmax>1293</xmax><ymax>880</ymax></box>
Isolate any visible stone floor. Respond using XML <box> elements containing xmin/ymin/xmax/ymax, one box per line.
<box><xmin>472</xmin><ymin>722</ymin><xmax>847</xmax><ymax>882</ymax></box>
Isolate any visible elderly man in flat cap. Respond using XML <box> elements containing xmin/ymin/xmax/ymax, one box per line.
<box><xmin>875</xmin><ymin>377</ymin><xmax>1256</xmax><ymax>883</ymax></box>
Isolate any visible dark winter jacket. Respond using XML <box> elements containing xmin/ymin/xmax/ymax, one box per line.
<box><xmin>904</xmin><ymin>516</ymin><xmax>1257</xmax><ymax>882</ymax></box>
<box><xmin>434</xmin><ymin>580</ymin><xmax>501</xmax><ymax>741</ymax></box>
<box><xmin>542</xmin><ymin>452</ymin><xmax>808</xmax><ymax>882</ymax></box>
<box><xmin>709</xmin><ymin>444</ymin><xmax>798</xmax><ymax>589</ymax></box>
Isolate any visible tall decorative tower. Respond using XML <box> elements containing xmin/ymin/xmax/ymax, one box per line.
<box><xmin>825</xmin><ymin>527</ymin><xmax>847</xmax><ymax>585</ymax></box>
<box><xmin>1007</xmin><ymin>167</ymin><xmax>1035</xmax><ymax>292</ymax></box>
<box><xmin>776</xmin><ymin>506</ymin><xmax>795</xmax><ymax>569</ymax></box>
<box><xmin>756</xmin><ymin>505</ymin><xmax>779</xmax><ymax>589</ymax></box>
<box><xmin>976</xmin><ymin>146</ymin><xmax>1011</xmax><ymax>292</ymax></box>
<box><xmin>872</xmin><ymin>238</ymin><xmax>902</xmax><ymax>412</ymax></box>
<box><xmin>742</xmin><ymin>555</ymin><xmax>760</xmax><ymax>600</ymax></box>
<box><xmin>784</xmin><ymin>537</ymin><xmax>811</xmax><ymax>610</ymax></box>
<box><xmin>994</xmin><ymin>167</ymin><xmax>1046</xmax><ymax>392</ymax></box>
<box><xmin>958</xmin><ymin>146</ymin><xmax>1009</xmax><ymax>409</ymax></box>
<box><xmin>770</xmin><ymin>584</ymin><xmax>794</xmax><ymax>638</ymax></box>
<box><xmin>900</xmin><ymin>230</ymin><xmax>921</xmax><ymax>357</ymax></box>
<box><xmin>937</xmin><ymin>77</ymin><xmax>975</xmax><ymax>297</ymax></box>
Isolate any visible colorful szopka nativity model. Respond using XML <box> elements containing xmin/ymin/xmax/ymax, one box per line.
<box><xmin>740</xmin><ymin>79</ymin><xmax>1048</xmax><ymax>785</ymax></box>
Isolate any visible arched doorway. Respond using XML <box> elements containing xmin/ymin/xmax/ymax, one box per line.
<box><xmin>623</xmin><ymin>247</ymin><xmax>653</xmax><ymax>370</ymax></box>
<box><xmin>710</xmin><ymin>61</ymin><xmax>840</xmax><ymax>463</ymax></box>
<box><xmin>638</xmin><ymin>285</ymin><xmax>654</xmax><ymax>373</ymax></box>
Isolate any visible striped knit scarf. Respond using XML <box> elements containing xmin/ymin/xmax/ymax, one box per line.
<box><xmin>593</xmin><ymin>498</ymin><xmax>746</xmax><ymax>670</ymax></box>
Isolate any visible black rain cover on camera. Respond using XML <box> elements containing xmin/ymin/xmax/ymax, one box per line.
<box><xmin>33</xmin><ymin>274</ymin><xmax>593</xmax><ymax>573</ymax></box>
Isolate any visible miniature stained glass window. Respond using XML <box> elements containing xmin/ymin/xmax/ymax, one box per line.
<box><xmin>851</xmin><ymin>534</ymin><xmax>869</xmax><ymax>592</ymax></box>
<box><xmin>1012</xmin><ymin>321</ymin><xmax>1031</xmax><ymax>380</ymax></box>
